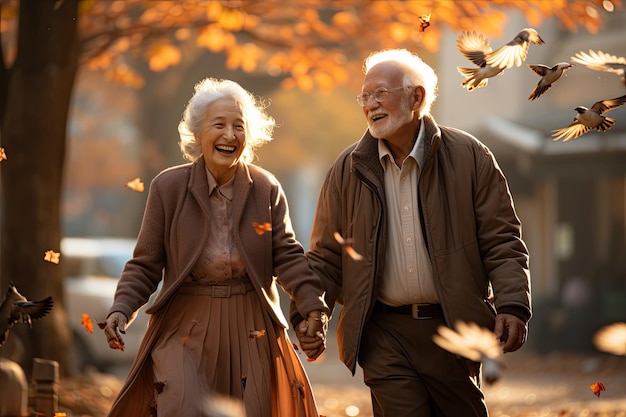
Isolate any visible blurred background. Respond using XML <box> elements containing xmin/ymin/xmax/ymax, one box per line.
<box><xmin>66</xmin><ymin>4</ymin><xmax>626</xmax><ymax>354</ymax></box>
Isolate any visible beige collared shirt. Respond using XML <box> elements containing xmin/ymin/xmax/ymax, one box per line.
<box><xmin>377</xmin><ymin>119</ymin><xmax>438</xmax><ymax>306</ymax></box>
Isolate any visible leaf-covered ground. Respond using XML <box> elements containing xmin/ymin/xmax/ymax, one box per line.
<box><xmin>53</xmin><ymin>352</ymin><xmax>625</xmax><ymax>417</ymax></box>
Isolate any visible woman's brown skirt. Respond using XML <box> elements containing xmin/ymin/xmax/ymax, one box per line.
<box><xmin>149</xmin><ymin>283</ymin><xmax>319</xmax><ymax>417</ymax></box>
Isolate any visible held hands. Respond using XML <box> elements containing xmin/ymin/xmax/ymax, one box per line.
<box><xmin>295</xmin><ymin>310</ymin><xmax>328</xmax><ymax>361</ymax></box>
<box><xmin>494</xmin><ymin>313</ymin><xmax>527</xmax><ymax>353</ymax></box>
<box><xmin>103</xmin><ymin>311</ymin><xmax>128</xmax><ymax>351</ymax></box>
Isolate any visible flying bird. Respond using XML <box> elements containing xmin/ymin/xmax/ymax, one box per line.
<box><xmin>433</xmin><ymin>320</ymin><xmax>505</xmax><ymax>384</ymax></box>
<box><xmin>0</xmin><ymin>282</ymin><xmax>53</xmax><ymax>347</ymax></box>
<box><xmin>457</xmin><ymin>28</ymin><xmax>544</xmax><ymax>91</ymax></box>
<box><xmin>527</xmin><ymin>62</ymin><xmax>573</xmax><ymax>100</ymax></box>
<box><xmin>571</xmin><ymin>50</ymin><xmax>626</xmax><ymax>87</ymax></box>
<box><xmin>593</xmin><ymin>322</ymin><xmax>626</xmax><ymax>356</ymax></box>
<box><xmin>552</xmin><ymin>94</ymin><xmax>626</xmax><ymax>141</ymax></box>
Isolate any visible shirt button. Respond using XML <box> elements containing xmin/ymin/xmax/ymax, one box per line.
<box><xmin>408</xmin><ymin>267</ymin><xmax>415</xmax><ymax>273</ymax></box>
<box><xmin>403</xmin><ymin>206</ymin><xmax>410</xmax><ymax>212</ymax></box>
<box><xmin>406</xmin><ymin>237</ymin><xmax>412</xmax><ymax>243</ymax></box>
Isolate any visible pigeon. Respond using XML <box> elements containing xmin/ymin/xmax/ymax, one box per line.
<box><xmin>552</xmin><ymin>94</ymin><xmax>626</xmax><ymax>141</ymax></box>
<box><xmin>0</xmin><ymin>282</ymin><xmax>53</xmax><ymax>347</ymax></box>
<box><xmin>527</xmin><ymin>62</ymin><xmax>573</xmax><ymax>100</ymax></box>
<box><xmin>571</xmin><ymin>50</ymin><xmax>626</xmax><ymax>87</ymax></box>
<box><xmin>592</xmin><ymin>322</ymin><xmax>626</xmax><ymax>356</ymax></box>
<box><xmin>433</xmin><ymin>320</ymin><xmax>505</xmax><ymax>384</ymax></box>
<box><xmin>457</xmin><ymin>28</ymin><xmax>545</xmax><ymax>91</ymax></box>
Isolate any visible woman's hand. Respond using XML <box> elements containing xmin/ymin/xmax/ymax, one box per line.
<box><xmin>103</xmin><ymin>311</ymin><xmax>128</xmax><ymax>351</ymax></box>
<box><xmin>295</xmin><ymin>310</ymin><xmax>328</xmax><ymax>361</ymax></box>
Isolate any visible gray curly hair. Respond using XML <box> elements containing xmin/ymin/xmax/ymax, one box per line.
<box><xmin>178</xmin><ymin>78</ymin><xmax>275</xmax><ymax>163</ymax></box>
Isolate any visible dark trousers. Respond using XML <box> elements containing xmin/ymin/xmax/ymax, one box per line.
<box><xmin>358</xmin><ymin>308</ymin><xmax>489</xmax><ymax>417</ymax></box>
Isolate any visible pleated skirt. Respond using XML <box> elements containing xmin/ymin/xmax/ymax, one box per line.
<box><xmin>150</xmin><ymin>284</ymin><xmax>319</xmax><ymax>417</ymax></box>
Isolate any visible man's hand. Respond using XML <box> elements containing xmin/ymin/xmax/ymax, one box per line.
<box><xmin>103</xmin><ymin>311</ymin><xmax>127</xmax><ymax>350</ymax></box>
<box><xmin>494</xmin><ymin>313</ymin><xmax>527</xmax><ymax>353</ymax></box>
<box><xmin>295</xmin><ymin>310</ymin><xmax>328</xmax><ymax>361</ymax></box>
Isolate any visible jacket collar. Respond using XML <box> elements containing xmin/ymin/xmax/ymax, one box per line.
<box><xmin>351</xmin><ymin>114</ymin><xmax>442</xmax><ymax>184</ymax></box>
<box><xmin>188</xmin><ymin>158</ymin><xmax>253</xmax><ymax>225</ymax></box>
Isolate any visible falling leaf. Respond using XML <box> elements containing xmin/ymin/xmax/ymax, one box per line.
<box><xmin>590</xmin><ymin>381</ymin><xmax>606</xmax><ymax>397</ymax></box>
<box><xmin>44</xmin><ymin>250</ymin><xmax>60</xmax><ymax>264</ymax></box>
<box><xmin>0</xmin><ymin>147</ymin><xmax>7</xmax><ymax>161</ymax></box>
<box><xmin>333</xmin><ymin>232</ymin><xmax>364</xmax><ymax>261</ymax></box>
<box><xmin>126</xmin><ymin>177</ymin><xmax>145</xmax><ymax>192</ymax></box>
<box><xmin>252</xmin><ymin>222</ymin><xmax>272</xmax><ymax>235</ymax></box>
<box><xmin>81</xmin><ymin>313</ymin><xmax>94</xmax><ymax>334</ymax></box>
<box><xmin>154</xmin><ymin>381</ymin><xmax>166</xmax><ymax>394</ymax></box>
<box><xmin>249</xmin><ymin>329</ymin><xmax>266</xmax><ymax>339</ymax></box>
<box><xmin>418</xmin><ymin>13</ymin><xmax>431</xmax><ymax>32</ymax></box>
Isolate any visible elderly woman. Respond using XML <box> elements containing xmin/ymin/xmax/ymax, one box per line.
<box><xmin>103</xmin><ymin>78</ymin><xmax>329</xmax><ymax>417</ymax></box>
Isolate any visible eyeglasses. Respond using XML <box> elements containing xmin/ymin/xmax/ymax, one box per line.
<box><xmin>356</xmin><ymin>86</ymin><xmax>408</xmax><ymax>107</ymax></box>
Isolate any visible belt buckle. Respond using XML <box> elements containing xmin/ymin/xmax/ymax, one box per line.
<box><xmin>211</xmin><ymin>285</ymin><xmax>231</xmax><ymax>297</ymax></box>
<box><xmin>411</xmin><ymin>304</ymin><xmax>419</xmax><ymax>319</ymax></box>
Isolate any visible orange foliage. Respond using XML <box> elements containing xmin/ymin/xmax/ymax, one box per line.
<box><xmin>252</xmin><ymin>222</ymin><xmax>272</xmax><ymax>235</ymax></box>
<box><xmin>44</xmin><ymin>250</ymin><xmax>60</xmax><ymax>264</ymax></box>
<box><xmin>125</xmin><ymin>177</ymin><xmax>145</xmax><ymax>192</ymax></box>
<box><xmin>0</xmin><ymin>0</ymin><xmax>620</xmax><ymax>92</ymax></box>
<box><xmin>81</xmin><ymin>313</ymin><xmax>94</xmax><ymax>334</ymax></box>
<box><xmin>589</xmin><ymin>381</ymin><xmax>606</xmax><ymax>397</ymax></box>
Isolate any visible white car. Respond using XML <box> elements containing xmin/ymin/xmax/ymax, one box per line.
<box><xmin>62</xmin><ymin>237</ymin><xmax>152</xmax><ymax>372</ymax></box>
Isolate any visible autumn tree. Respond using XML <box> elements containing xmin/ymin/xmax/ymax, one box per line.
<box><xmin>0</xmin><ymin>0</ymin><xmax>619</xmax><ymax>376</ymax></box>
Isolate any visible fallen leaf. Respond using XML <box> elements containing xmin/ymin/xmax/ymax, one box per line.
<box><xmin>81</xmin><ymin>313</ymin><xmax>94</xmax><ymax>334</ymax></box>
<box><xmin>252</xmin><ymin>222</ymin><xmax>272</xmax><ymax>235</ymax></box>
<box><xmin>333</xmin><ymin>232</ymin><xmax>364</xmax><ymax>261</ymax></box>
<box><xmin>589</xmin><ymin>381</ymin><xmax>606</xmax><ymax>397</ymax></box>
<box><xmin>126</xmin><ymin>177</ymin><xmax>145</xmax><ymax>192</ymax></box>
<box><xmin>249</xmin><ymin>329</ymin><xmax>266</xmax><ymax>339</ymax></box>
<box><xmin>44</xmin><ymin>250</ymin><xmax>60</xmax><ymax>264</ymax></box>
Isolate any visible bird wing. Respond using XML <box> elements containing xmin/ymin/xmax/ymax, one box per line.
<box><xmin>592</xmin><ymin>94</ymin><xmax>626</xmax><ymax>115</ymax></box>
<box><xmin>572</xmin><ymin>50</ymin><xmax>626</xmax><ymax>77</ymax></box>
<box><xmin>552</xmin><ymin>121</ymin><xmax>590</xmax><ymax>142</ymax></box>
<box><xmin>457</xmin><ymin>31</ymin><xmax>492</xmax><ymax>67</ymax></box>
<box><xmin>527</xmin><ymin>64</ymin><xmax>550</xmax><ymax>77</ymax></box>
<box><xmin>433</xmin><ymin>321</ymin><xmax>502</xmax><ymax>362</ymax></box>
<box><xmin>486</xmin><ymin>41</ymin><xmax>529</xmax><ymax>69</ymax></box>
<box><xmin>593</xmin><ymin>322</ymin><xmax>626</xmax><ymax>356</ymax></box>
<box><xmin>9</xmin><ymin>296</ymin><xmax>53</xmax><ymax>324</ymax></box>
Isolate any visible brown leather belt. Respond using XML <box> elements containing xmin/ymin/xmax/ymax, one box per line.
<box><xmin>374</xmin><ymin>301</ymin><xmax>443</xmax><ymax>319</ymax></box>
<box><xmin>177</xmin><ymin>281</ymin><xmax>255</xmax><ymax>298</ymax></box>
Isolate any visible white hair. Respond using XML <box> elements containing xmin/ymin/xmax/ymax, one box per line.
<box><xmin>363</xmin><ymin>49</ymin><xmax>438</xmax><ymax>118</ymax></box>
<box><xmin>178</xmin><ymin>78</ymin><xmax>275</xmax><ymax>163</ymax></box>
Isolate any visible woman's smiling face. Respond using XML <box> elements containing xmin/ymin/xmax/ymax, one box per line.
<box><xmin>199</xmin><ymin>96</ymin><xmax>247</xmax><ymax>185</ymax></box>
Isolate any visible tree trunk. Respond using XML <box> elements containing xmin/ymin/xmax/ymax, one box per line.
<box><xmin>0</xmin><ymin>0</ymin><xmax>79</xmax><ymax>377</ymax></box>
